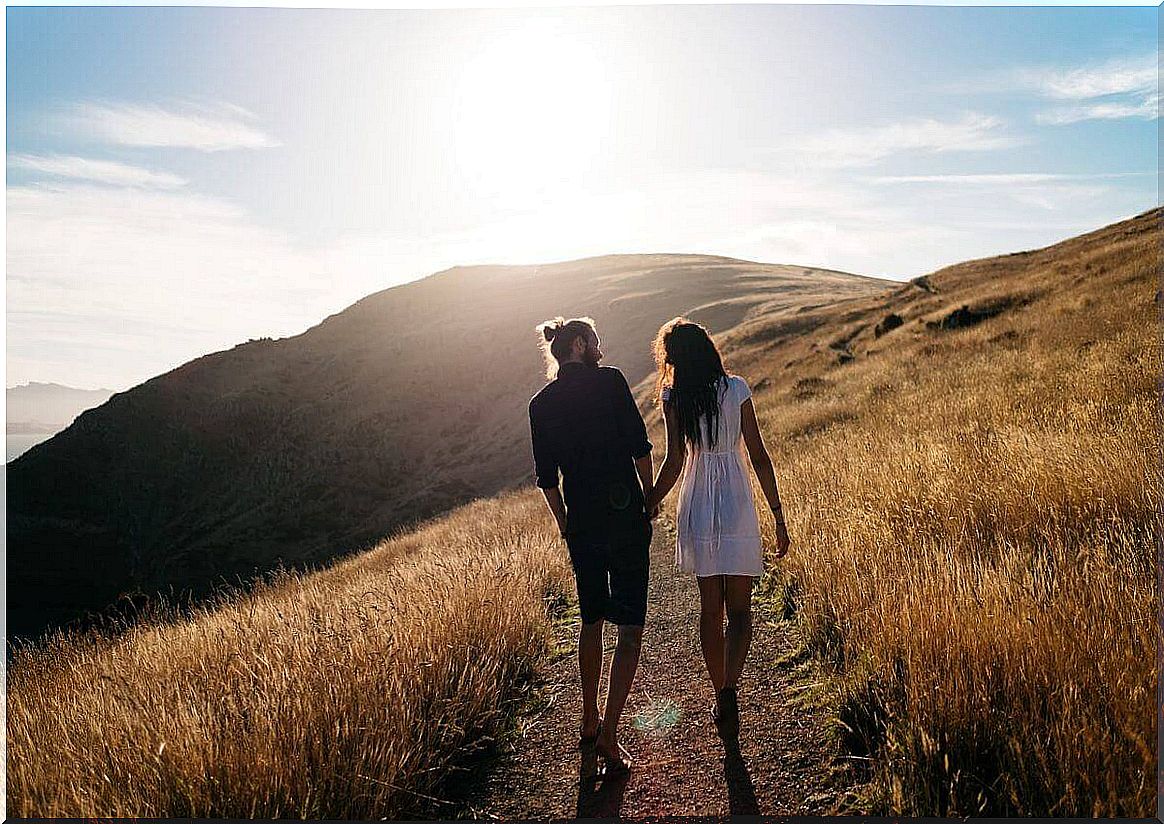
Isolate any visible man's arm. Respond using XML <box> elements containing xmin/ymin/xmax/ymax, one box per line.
<box><xmin>610</xmin><ymin>367</ymin><xmax>654</xmax><ymax>483</ymax></box>
<box><xmin>529</xmin><ymin>399</ymin><xmax>567</xmax><ymax>537</ymax></box>
<box><xmin>634</xmin><ymin>451</ymin><xmax>655</xmax><ymax>513</ymax></box>
<box><xmin>616</xmin><ymin>370</ymin><xmax>655</xmax><ymax>512</ymax></box>
<box><xmin>539</xmin><ymin>486</ymin><xmax>568</xmax><ymax>538</ymax></box>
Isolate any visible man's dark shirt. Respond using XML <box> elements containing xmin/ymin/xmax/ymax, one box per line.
<box><xmin>528</xmin><ymin>362</ymin><xmax>653</xmax><ymax>538</ymax></box>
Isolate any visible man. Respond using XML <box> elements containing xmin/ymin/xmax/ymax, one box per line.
<box><xmin>528</xmin><ymin>316</ymin><xmax>655</xmax><ymax>776</ymax></box>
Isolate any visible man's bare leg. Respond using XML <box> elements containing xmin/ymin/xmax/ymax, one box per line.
<box><xmin>596</xmin><ymin>624</ymin><xmax>643</xmax><ymax>766</ymax></box>
<box><xmin>579</xmin><ymin>619</ymin><xmax>604</xmax><ymax>738</ymax></box>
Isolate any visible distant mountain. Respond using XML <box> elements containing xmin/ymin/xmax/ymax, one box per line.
<box><xmin>6</xmin><ymin>381</ymin><xmax>115</xmax><ymax>433</ymax></box>
<box><xmin>6</xmin><ymin>254</ymin><xmax>889</xmax><ymax>641</ymax></box>
<box><xmin>6</xmin><ymin>382</ymin><xmax>116</xmax><ymax>462</ymax></box>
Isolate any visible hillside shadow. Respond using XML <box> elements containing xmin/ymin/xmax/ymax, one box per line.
<box><xmin>6</xmin><ymin>563</ymin><xmax>320</xmax><ymax>660</ymax></box>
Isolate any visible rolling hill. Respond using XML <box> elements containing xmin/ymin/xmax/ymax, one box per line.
<box><xmin>7</xmin><ymin>254</ymin><xmax>889</xmax><ymax>642</ymax></box>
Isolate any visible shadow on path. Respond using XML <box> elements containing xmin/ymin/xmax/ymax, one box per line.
<box><xmin>722</xmin><ymin>733</ymin><xmax>760</xmax><ymax>814</ymax></box>
<box><xmin>577</xmin><ymin>770</ymin><xmax>632</xmax><ymax>817</ymax></box>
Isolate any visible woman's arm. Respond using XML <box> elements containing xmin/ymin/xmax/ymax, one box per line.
<box><xmin>647</xmin><ymin>400</ymin><xmax>686</xmax><ymax>511</ymax></box>
<box><xmin>740</xmin><ymin>397</ymin><xmax>791</xmax><ymax>557</ymax></box>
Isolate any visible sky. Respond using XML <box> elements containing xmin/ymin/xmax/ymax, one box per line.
<box><xmin>5</xmin><ymin>3</ymin><xmax>1158</xmax><ymax>391</ymax></box>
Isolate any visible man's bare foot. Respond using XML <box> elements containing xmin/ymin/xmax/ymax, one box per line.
<box><xmin>579</xmin><ymin>717</ymin><xmax>603</xmax><ymax>749</ymax></box>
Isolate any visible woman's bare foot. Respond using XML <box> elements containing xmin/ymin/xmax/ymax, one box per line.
<box><xmin>595</xmin><ymin>733</ymin><xmax>632</xmax><ymax>775</ymax></box>
<box><xmin>713</xmin><ymin>686</ymin><xmax>739</xmax><ymax>736</ymax></box>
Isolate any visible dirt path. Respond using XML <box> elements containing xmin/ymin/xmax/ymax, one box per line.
<box><xmin>461</xmin><ymin>518</ymin><xmax>853</xmax><ymax>818</ymax></box>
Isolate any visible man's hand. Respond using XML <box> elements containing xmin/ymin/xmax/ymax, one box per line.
<box><xmin>539</xmin><ymin>486</ymin><xmax>569</xmax><ymax>542</ymax></box>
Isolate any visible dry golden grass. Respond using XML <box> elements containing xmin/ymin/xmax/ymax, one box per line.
<box><xmin>6</xmin><ymin>493</ymin><xmax>571</xmax><ymax>818</ymax></box>
<box><xmin>724</xmin><ymin>213</ymin><xmax>1159</xmax><ymax>815</ymax></box>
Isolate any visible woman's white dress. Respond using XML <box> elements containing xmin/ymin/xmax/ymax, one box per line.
<box><xmin>663</xmin><ymin>374</ymin><xmax>764</xmax><ymax>577</ymax></box>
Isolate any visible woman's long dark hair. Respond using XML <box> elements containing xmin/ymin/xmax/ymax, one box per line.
<box><xmin>652</xmin><ymin>317</ymin><xmax>728</xmax><ymax>449</ymax></box>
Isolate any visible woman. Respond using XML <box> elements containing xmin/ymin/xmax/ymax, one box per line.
<box><xmin>645</xmin><ymin>317</ymin><xmax>791</xmax><ymax>732</ymax></box>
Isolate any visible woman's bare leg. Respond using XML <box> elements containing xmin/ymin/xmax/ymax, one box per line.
<box><xmin>697</xmin><ymin>575</ymin><xmax>726</xmax><ymax>691</ymax></box>
<box><xmin>723</xmin><ymin>575</ymin><xmax>754</xmax><ymax>689</ymax></box>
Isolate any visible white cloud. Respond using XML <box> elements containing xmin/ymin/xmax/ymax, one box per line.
<box><xmin>1036</xmin><ymin>93</ymin><xmax>1159</xmax><ymax>125</ymax></box>
<box><xmin>7</xmin><ymin>153</ymin><xmax>188</xmax><ymax>188</ymax></box>
<box><xmin>783</xmin><ymin>113</ymin><xmax>1030</xmax><ymax>168</ymax></box>
<box><xmin>953</xmin><ymin>53</ymin><xmax>1158</xmax><ymax>125</ymax></box>
<box><xmin>53</xmin><ymin>99</ymin><xmax>280</xmax><ymax>151</ymax></box>
<box><xmin>1015</xmin><ymin>53</ymin><xmax>1156</xmax><ymax>101</ymax></box>
<box><xmin>6</xmin><ymin>183</ymin><xmax>330</xmax><ymax>389</ymax></box>
<box><xmin>868</xmin><ymin>171</ymin><xmax>1154</xmax><ymax>185</ymax></box>
<box><xmin>859</xmin><ymin>168</ymin><xmax>1147</xmax><ymax>212</ymax></box>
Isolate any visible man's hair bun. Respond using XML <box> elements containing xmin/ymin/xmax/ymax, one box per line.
<box><xmin>537</xmin><ymin>316</ymin><xmax>567</xmax><ymax>343</ymax></box>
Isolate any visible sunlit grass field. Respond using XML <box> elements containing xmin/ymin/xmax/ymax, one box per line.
<box><xmin>6</xmin><ymin>211</ymin><xmax>1157</xmax><ymax>817</ymax></box>
<box><xmin>732</xmin><ymin>215</ymin><xmax>1159</xmax><ymax>815</ymax></box>
<box><xmin>7</xmin><ymin>494</ymin><xmax>571</xmax><ymax>818</ymax></box>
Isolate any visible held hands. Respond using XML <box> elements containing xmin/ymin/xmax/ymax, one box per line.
<box><xmin>644</xmin><ymin>486</ymin><xmax>662</xmax><ymax>520</ymax></box>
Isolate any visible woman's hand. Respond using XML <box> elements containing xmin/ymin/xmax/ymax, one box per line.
<box><xmin>773</xmin><ymin>520</ymin><xmax>791</xmax><ymax>559</ymax></box>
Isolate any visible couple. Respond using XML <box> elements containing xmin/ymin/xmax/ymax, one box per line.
<box><xmin>527</xmin><ymin>314</ymin><xmax>791</xmax><ymax>777</ymax></box>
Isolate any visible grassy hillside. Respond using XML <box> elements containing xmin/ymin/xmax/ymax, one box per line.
<box><xmin>7</xmin><ymin>254</ymin><xmax>887</xmax><ymax>644</ymax></box>
<box><xmin>6</xmin><ymin>207</ymin><xmax>1158</xmax><ymax>816</ymax></box>
<box><xmin>703</xmin><ymin>205</ymin><xmax>1158</xmax><ymax>815</ymax></box>
<box><xmin>7</xmin><ymin>493</ymin><xmax>572</xmax><ymax>818</ymax></box>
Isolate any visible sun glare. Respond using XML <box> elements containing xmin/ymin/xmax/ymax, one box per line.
<box><xmin>453</xmin><ymin>23</ymin><xmax>613</xmax><ymax>202</ymax></box>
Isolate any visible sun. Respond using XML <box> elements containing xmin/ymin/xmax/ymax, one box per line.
<box><xmin>452</xmin><ymin>22</ymin><xmax>613</xmax><ymax>201</ymax></box>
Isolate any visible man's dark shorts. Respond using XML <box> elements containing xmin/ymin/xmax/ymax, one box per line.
<box><xmin>565</xmin><ymin>518</ymin><xmax>652</xmax><ymax>627</ymax></box>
